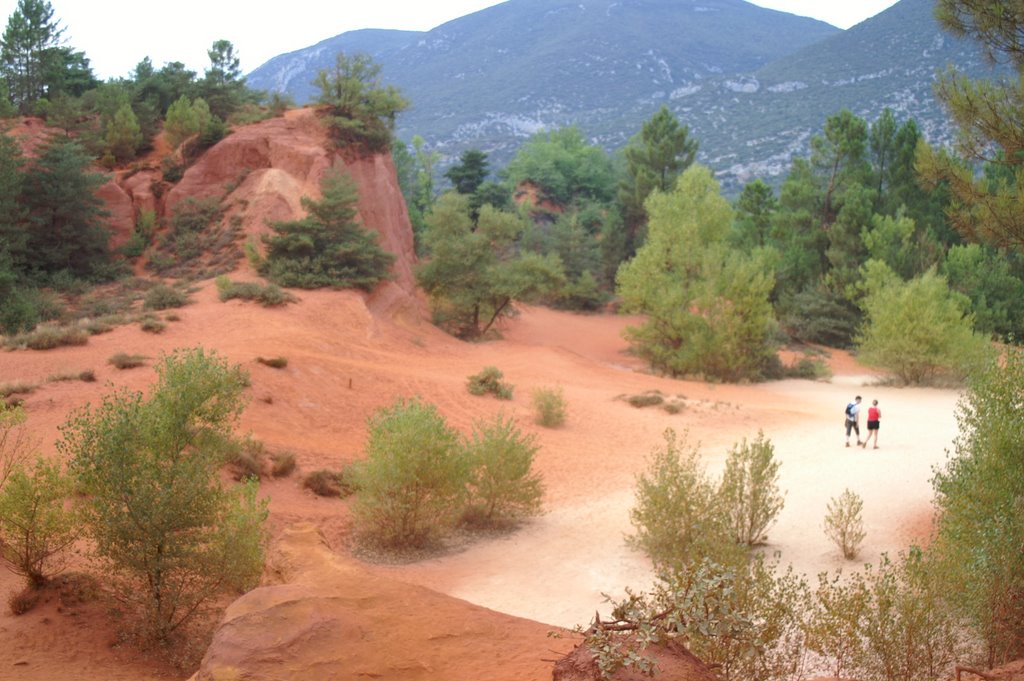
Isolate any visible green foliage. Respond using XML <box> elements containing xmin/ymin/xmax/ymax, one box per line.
<box><xmin>856</xmin><ymin>260</ymin><xmax>992</xmax><ymax>384</ymax></box>
<box><xmin>823</xmin><ymin>488</ymin><xmax>865</xmax><ymax>559</ymax></box>
<box><xmin>466</xmin><ymin>366</ymin><xmax>513</xmax><ymax>400</ymax></box>
<box><xmin>628</xmin><ymin>429</ymin><xmax>744</xmax><ymax>572</ymax></box>
<box><xmin>313</xmin><ymin>52</ymin><xmax>408</xmax><ymax>152</ymax></box>
<box><xmin>214</xmin><ymin>276</ymin><xmax>294</xmax><ymax>306</ymax></box>
<box><xmin>462</xmin><ymin>413</ymin><xmax>543</xmax><ymax>527</ymax></box>
<box><xmin>149</xmin><ymin>196</ymin><xmax>242</xmax><ymax>279</ymax></box>
<box><xmin>0</xmin><ymin>456</ymin><xmax>78</xmax><ymax>588</ymax></box>
<box><xmin>303</xmin><ymin>468</ymin><xmax>355</xmax><ymax>498</ymax></box>
<box><xmin>261</xmin><ymin>167</ymin><xmax>395</xmax><ymax>290</ymax></box>
<box><xmin>805</xmin><ymin>551</ymin><xmax>967</xmax><ymax>681</ymax></box>
<box><xmin>531</xmin><ymin>386</ymin><xmax>567</xmax><ymax>427</ymax></box>
<box><xmin>5</xmin><ymin>323</ymin><xmax>88</xmax><ymax>350</ymax></box>
<box><xmin>198</xmin><ymin>39</ymin><xmax>250</xmax><ymax>122</ymax></box>
<box><xmin>586</xmin><ymin>557</ymin><xmax>810</xmax><ymax>681</ymax></box>
<box><xmin>0</xmin><ymin>402</ymin><xmax>32</xmax><ymax>492</ymax></box>
<box><xmin>21</xmin><ymin>136</ymin><xmax>112</xmax><ymax>280</ymax></box>
<box><xmin>930</xmin><ymin>347</ymin><xmax>1024</xmax><ymax>664</ymax></box>
<box><xmin>617</xmin><ymin>165</ymin><xmax>779</xmax><ymax>381</ymax></box>
<box><xmin>445</xmin><ymin>148</ymin><xmax>489</xmax><ymax>196</ymax></box>
<box><xmin>108</xmin><ymin>352</ymin><xmax>146</xmax><ymax>370</ymax></box>
<box><xmin>60</xmin><ymin>348</ymin><xmax>266</xmax><ymax>643</ymax></box>
<box><xmin>919</xmin><ymin>1</ymin><xmax>1024</xmax><ymax>251</ymax></box>
<box><xmin>143</xmin><ymin>283</ymin><xmax>189</xmax><ymax>311</ymax></box>
<box><xmin>944</xmin><ymin>243</ymin><xmax>1024</xmax><ymax>340</ymax></box>
<box><xmin>139</xmin><ymin>315</ymin><xmax>166</xmax><ymax>334</ymax></box>
<box><xmin>502</xmin><ymin>126</ymin><xmax>616</xmax><ymax>206</ymax></box>
<box><xmin>1</xmin><ymin>0</ymin><xmax>66</xmax><ymax>113</ymax></box>
<box><xmin>417</xmin><ymin>193</ymin><xmax>565</xmax><ymax>339</ymax></box>
<box><xmin>350</xmin><ymin>398</ymin><xmax>468</xmax><ymax>548</ymax></box>
<box><xmin>777</xmin><ymin>285</ymin><xmax>860</xmax><ymax>349</ymax></box>
<box><xmin>618</xmin><ymin>105</ymin><xmax>699</xmax><ymax>252</ymax></box>
<box><xmin>104</xmin><ymin>102</ymin><xmax>142</xmax><ymax>163</ymax></box>
<box><xmin>718</xmin><ymin>432</ymin><xmax>784</xmax><ymax>546</ymax></box>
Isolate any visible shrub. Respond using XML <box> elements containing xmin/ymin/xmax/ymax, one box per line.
<box><xmin>224</xmin><ymin>435</ymin><xmax>267</xmax><ymax>480</ymax></box>
<box><xmin>215</xmin><ymin>276</ymin><xmax>295</xmax><ymax>306</ymax></box>
<box><xmin>718</xmin><ymin>431</ymin><xmax>784</xmax><ymax>546</ymax></box>
<box><xmin>463</xmin><ymin>414</ymin><xmax>543</xmax><ymax>528</ymax></box>
<box><xmin>466</xmin><ymin>366</ymin><xmax>513</xmax><ymax>400</ymax></box>
<box><xmin>350</xmin><ymin>398</ymin><xmax>468</xmax><ymax>548</ymax></box>
<box><xmin>856</xmin><ymin>261</ymin><xmax>992</xmax><ymax>384</ymax></box>
<box><xmin>626</xmin><ymin>391</ymin><xmax>664</xmax><ymax>408</ymax></box>
<box><xmin>930</xmin><ymin>347</ymin><xmax>1024</xmax><ymax>663</ymax></box>
<box><xmin>61</xmin><ymin>348</ymin><xmax>266</xmax><ymax>644</ymax></box>
<box><xmin>824</xmin><ymin>488</ymin><xmax>866</xmax><ymax>559</ymax></box>
<box><xmin>269</xmin><ymin>451</ymin><xmax>296</xmax><ymax>478</ymax></box>
<box><xmin>0</xmin><ymin>457</ymin><xmax>79</xmax><ymax>588</ymax></box>
<box><xmin>304</xmin><ymin>466</ymin><xmax>358</xmax><ymax>498</ymax></box>
<box><xmin>256</xmin><ymin>356</ymin><xmax>288</xmax><ymax>369</ymax></box>
<box><xmin>0</xmin><ymin>381</ymin><xmax>38</xmax><ymax>399</ymax></box>
<box><xmin>1</xmin><ymin>403</ymin><xmax>33</xmax><ymax>490</ymax></box>
<box><xmin>108</xmin><ymin>352</ymin><xmax>146</xmax><ymax>369</ymax></box>
<box><xmin>142</xmin><ymin>283</ymin><xmax>189</xmax><ymax>310</ymax></box>
<box><xmin>260</xmin><ymin>168</ymin><xmax>395</xmax><ymax>291</ymax></box>
<box><xmin>531</xmin><ymin>386</ymin><xmax>567</xmax><ymax>427</ymax></box>
<box><xmin>6</xmin><ymin>325</ymin><xmax>89</xmax><ymax>350</ymax></box>
<box><xmin>139</xmin><ymin>316</ymin><xmax>166</xmax><ymax>333</ymax></box>
<box><xmin>628</xmin><ymin>429</ymin><xmax>744</xmax><ymax>571</ymax></box>
<box><xmin>7</xmin><ymin>587</ymin><xmax>40</xmax><ymax>615</ymax></box>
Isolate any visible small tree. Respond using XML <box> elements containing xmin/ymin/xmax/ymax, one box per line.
<box><xmin>417</xmin><ymin>192</ymin><xmax>565</xmax><ymax>339</ymax></box>
<box><xmin>0</xmin><ymin>402</ymin><xmax>32</xmax><ymax>490</ymax></box>
<box><xmin>718</xmin><ymin>431</ymin><xmax>784</xmax><ymax>546</ymax></box>
<box><xmin>856</xmin><ymin>260</ymin><xmax>992</xmax><ymax>384</ymax></box>
<box><xmin>531</xmin><ymin>386</ymin><xmax>567</xmax><ymax>427</ymax></box>
<box><xmin>61</xmin><ymin>347</ymin><xmax>267</xmax><ymax>644</ymax></box>
<box><xmin>463</xmin><ymin>413</ymin><xmax>543</xmax><ymax>527</ymax></box>
<box><xmin>824</xmin><ymin>488</ymin><xmax>866</xmax><ymax>559</ymax></box>
<box><xmin>0</xmin><ymin>456</ymin><xmax>78</xmax><ymax>588</ymax></box>
<box><xmin>313</xmin><ymin>51</ymin><xmax>408</xmax><ymax>151</ymax></box>
<box><xmin>628</xmin><ymin>429</ymin><xmax>744</xmax><ymax>571</ymax></box>
<box><xmin>931</xmin><ymin>346</ymin><xmax>1024</xmax><ymax>665</ymax></box>
<box><xmin>260</xmin><ymin>166</ymin><xmax>395</xmax><ymax>290</ymax></box>
<box><xmin>104</xmin><ymin>102</ymin><xmax>142</xmax><ymax>164</ymax></box>
<box><xmin>350</xmin><ymin>397</ymin><xmax>468</xmax><ymax>548</ymax></box>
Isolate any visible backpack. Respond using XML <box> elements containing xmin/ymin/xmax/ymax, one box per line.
<box><xmin>845</xmin><ymin>402</ymin><xmax>855</xmax><ymax>419</ymax></box>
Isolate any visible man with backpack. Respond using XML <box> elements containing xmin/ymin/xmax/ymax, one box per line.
<box><xmin>845</xmin><ymin>395</ymin><xmax>862</xmax><ymax>447</ymax></box>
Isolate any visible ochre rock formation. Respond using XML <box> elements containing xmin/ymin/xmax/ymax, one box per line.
<box><xmin>191</xmin><ymin>524</ymin><xmax>575</xmax><ymax>681</ymax></box>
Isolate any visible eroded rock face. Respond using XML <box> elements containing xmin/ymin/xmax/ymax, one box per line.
<box><xmin>193</xmin><ymin>524</ymin><xmax>573</xmax><ymax>681</ymax></box>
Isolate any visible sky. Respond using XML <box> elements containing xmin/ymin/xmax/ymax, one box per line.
<box><xmin>0</xmin><ymin>0</ymin><xmax>902</xmax><ymax>81</ymax></box>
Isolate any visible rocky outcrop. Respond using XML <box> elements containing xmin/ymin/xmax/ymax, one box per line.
<box><xmin>191</xmin><ymin>524</ymin><xmax>573</xmax><ymax>681</ymax></box>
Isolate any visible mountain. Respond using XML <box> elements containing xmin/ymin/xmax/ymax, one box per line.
<box><xmin>248</xmin><ymin>0</ymin><xmax>1005</xmax><ymax>191</ymax></box>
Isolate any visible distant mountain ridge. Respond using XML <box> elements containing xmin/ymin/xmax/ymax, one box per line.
<box><xmin>248</xmin><ymin>0</ymin><xmax>1004</xmax><ymax>191</ymax></box>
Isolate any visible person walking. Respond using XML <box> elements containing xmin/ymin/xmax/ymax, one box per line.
<box><xmin>845</xmin><ymin>395</ymin><xmax>862</xmax><ymax>447</ymax></box>
<box><xmin>862</xmin><ymin>399</ymin><xmax>881</xmax><ymax>449</ymax></box>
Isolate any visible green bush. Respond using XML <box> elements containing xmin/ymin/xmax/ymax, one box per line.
<box><xmin>466</xmin><ymin>366</ymin><xmax>513</xmax><ymax>400</ymax></box>
<box><xmin>269</xmin><ymin>451</ymin><xmax>296</xmax><ymax>478</ymax></box>
<box><xmin>718</xmin><ymin>431</ymin><xmax>784</xmax><ymax>546</ymax></box>
<box><xmin>6</xmin><ymin>324</ymin><xmax>89</xmax><ymax>350</ymax></box>
<box><xmin>628</xmin><ymin>429</ymin><xmax>744</xmax><ymax>571</ymax></box>
<box><xmin>61</xmin><ymin>348</ymin><xmax>266</xmax><ymax>644</ymax></box>
<box><xmin>215</xmin><ymin>276</ymin><xmax>295</xmax><ymax>306</ymax></box>
<box><xmin>350</xmin><ymin>398</ymin><xmax>468</xmax><ymax>548</ymax></box>
<box><xmin>856</xmin><ymin>261</ymin><xmax>993</xmax><ymax>384</ymax></box>
<box><xmin>463</xmin><ymin>414</ymin><xmax>543</xmax><ymax>528</ymax></box>
<box><xmin>260</xmin><ymin>168</ymin><xmax>395</xmax><ymax>291</ymax></box>
<box><xmin>531</xmin><ymin>386</ymin><xmax>567</xmax><ymax>427</ymax></box>
<box><xmin>303</xmin><ymin>468</ymin><xmax>355</xmax><ymax>497</ymax></box>
<box><xmin>0</xmin><ymin>457</ymin><xmax>78</xmax><ymax>588</ymax></box>
<box><xmin>143</xmin><ymin>283</ymin><xmax>189</xmax><ymax>311</ymax></box>
<box><xmin>139</xmin><ymin>316</ymin><xmax>166</xmax><ymax>334</ymax></box>
<box><xmin>930</xmin><ymin>347</ymin><xmax>1024</xmax><ymax>663</ymax></box>
<box><xmin>625</xmin><ymin>391</ymin><xmax>664</xmax><ymax>408</ymax></box>
<box><xmin>108</xmin><ymin>352</ymin><xmax>146</xmax><ymax>370</ymax></box>
<box><xmin>224</xmin><ymin>435</ymin><xmax>267</xmax><ymax>480</ymax></box>
<box><xmin>824</xmin><ymin>488</ymin><xmax>866</xmax><ymax>559</ymax></box>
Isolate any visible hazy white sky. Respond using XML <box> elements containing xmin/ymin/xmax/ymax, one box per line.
<box><xmin>0</xmin><ymin>0</ymin><xmax>901</xmax><ymax>80</ymax></box>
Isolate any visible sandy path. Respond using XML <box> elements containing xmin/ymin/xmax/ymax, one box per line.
<box><xmin>0</xmin><ymin>291</ymin><xmax>962</xmax><ymax>678</ymax></box>
<box><xmin>369</xmin><ymin>307</ymin><xmax>960</xmax><ymax>629</ymax></box>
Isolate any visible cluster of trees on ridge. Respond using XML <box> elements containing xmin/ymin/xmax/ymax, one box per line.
<box><xmin>2</xmin><ymin>0</ymin><xmax>1024</xmax><ymax>386</ymax></box>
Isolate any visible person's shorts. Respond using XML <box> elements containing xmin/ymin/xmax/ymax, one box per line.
<box><xmin>867</xmin><ymin>420</ymin><xmax>880</xmax><ymax>430</ymax></box>
<box><xmin>845</xmin><ymin>418</ymin><xmax>859</xmax><ymax>435</ymax></box>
